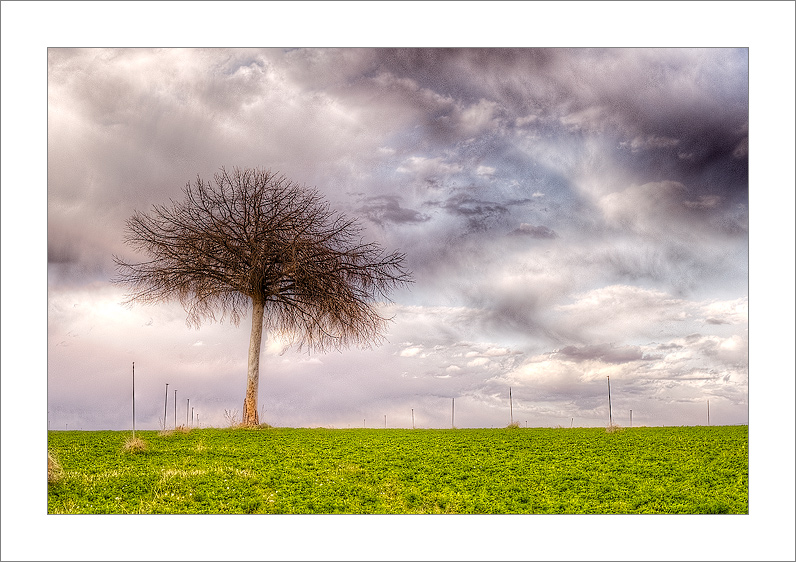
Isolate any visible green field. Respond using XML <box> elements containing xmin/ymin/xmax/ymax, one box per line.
<box><xmin>47</xmin><ymin>426</ymin><xmax>747</xmax><ymax>514</ymax></box>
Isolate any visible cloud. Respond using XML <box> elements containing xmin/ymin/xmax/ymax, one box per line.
<box><xmin>399</xmin><ymin>345</ymin><xmax>424</xmax><ymax>358</ymax></box>
<box><xmin>599</xmin><ymin>181</ymin><xmax>689</xmax><ymax>234</ymax></box>
<box><xmin>555</xmin><ymin>343</ymin><xmax>647</xmax><ymax>364</ymax></box>
<box><xmin>396</xmin><ymin>156</ymin><xmax>463</xmax><ymax>185</ymax></box>
<box><xmin>620</xmin><ymin>135</ymin><xmax>681</xmax><ymax>152</ymax></box>
<box><xmin>701</xmin><ymin>298</ymin><xmax>748</xmax><ymax>326</ymax></box>
<box><xmin>454</xmin><ymin>98</ymin><xmax>505</xmax><ymax>138</ymax></box>
<box><xmin>356</xmin><ymin>195</ymin><xmax>430</xmax><ymax>226</ymax></box>
<box><xmin>431</xmin><ymin>193</ymin><xmax>509</xmax><ymax>229</ymax></box>
<box><xmin>509</xmin><ymin>223</ymin><xmax>558</xmax><ymax>238</ymax></box>
<box><xmin>597</xmin><ymin>181</ymin><xmax>747</xmax><ymax>241</ymax></box>
<box><xmin>476</xmin><ymin>165</ymin><xmax>496</xmax><ymax>177</ymax></box>
<box><xmin>553</xmin><ymin>284</ymin><xmax>691</xmax><ymax>342</ymax></box>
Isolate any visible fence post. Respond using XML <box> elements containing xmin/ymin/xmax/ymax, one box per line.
<box><xmin>163</xmin><ymin>383</ymin><xmax>169</xmax><ymax>430</ymax></box>
<box><xmin>607</xmin><ymin>376</ymin><xmax>613</xmax><ymax>427</ymax></box>
<box><xmin>132</xmin><ymin>362</ymin><xmax>136</xmax><ymax>439</ymax></box>
<box><xmin>451</xmin><ymin>398</ymin><xmax>455</xmax><ymax>429</ymax></box>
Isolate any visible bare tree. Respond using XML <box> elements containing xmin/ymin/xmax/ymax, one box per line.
<box><xmin>114</xmin><ymin>167</ymin><xmax>412</xmax><ymax>425</ymax></box>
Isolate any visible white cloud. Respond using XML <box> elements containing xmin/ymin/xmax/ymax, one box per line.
<box><xmin>598</xmin><ymin>181</ymin><xmax>688</xmax><ymax>234</ymax></box>
<box><xmin>559</xmin><ymin>105</ymin><xmax>609</xmax><ymax>132</ymax></box>
<box><xmin>701</xmin><ymin>298</ymin><xmax>748</xmax><ymax>325</ymax></box>
<box><xmin>476</xmin><ymin>165</ymin><xmax>496</xmax><ymax>177</ymax></box>
<box><xmin>620</xmin><ymin>135</ymin><xmax>680</xmax><ymax>152</ymax></box>
<box><xmin>399</xmin><ymin>346</ymin><xmax>423</xmax><ymax>358</ymax></box>
<box><xmin>467</xmin><ymin>357</ymin><xmax>490</xmax><ymax>368</ymax></box>
<box><xmin>397</xmin><ymin>156</ymin><xmax>463</xmax><ymax>179</ymax></box>
<box><xmin>457</xmin><ymin>98</ymin><xmax>503</xmax><ymax>137</ymax></box>
<box><xmin>553</xmin><ymin>284</ymin><xmax>693</xmax><ymax>342</ymax></box>
<box><xmin>299</xmin><ymin>357</ymin><xmax>323</xmax><ymax>365</ymax></box>
<box><xmin>515</xmin><ymin>114</ymin><xmax>539</xmax><ymax>127</ymax></box>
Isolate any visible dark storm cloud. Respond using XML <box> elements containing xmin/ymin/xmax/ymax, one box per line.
<box><xmin>372</xmin><ymin>48</ymin><xmax>748</xmax><ymax>193</ymax></box>
<box><xmin>47</xmin><ymin>240</ymin><xmax>77</xmax><ymax>264</ymax></box>
<box><xmin>367</xmin><ymin>48</ymin><xmax>747</xmax><ymax>297</ymax></box>
<box><xmin>555</xmin><ymin>343</ymin><xmax>647</xmax><ymax>364</ymax></box>
<box><xmin>706</xmin><ymin>317</ymin><xmax>730</xmax><ymax>325</ymax></box>
<box><xmin>572</xmin><ymin>49</ymin><xmax>748</xmax><ymax>206</ymax></box>
<box><xmin>428</xmin><ymin>193</ymin><xmax>509</xmax><ymax>231</ymax></box>
<box><xmin>356</xmin><ymin>195</ymin><xmax>430</xmax><ymax>226</ymax></box>
<box><xmin>509</xmin><ymin>224</ymin><xmax>558</xmax><ymax>239</ymax></box>
<box><xmin>373</xmin><ymin>48</ymin><xmax>565</xmax><ymax>113</ymax></box>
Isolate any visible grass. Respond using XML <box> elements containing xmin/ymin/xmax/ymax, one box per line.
<box><xmin>47</xmin><ymin>425</ymin><xmax>748</xmax><ymax>514</ymax></box>
<box><xmin>47</xmin><ymin>451</ymin><xmax>64</xmax><ymax>484</ymax></box>
<box><xmin>122</xmin><ymin>436</ymin><xmax>148</xmax><ymax>453</ymax></box>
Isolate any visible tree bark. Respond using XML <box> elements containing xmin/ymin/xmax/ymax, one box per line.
<box><xmin>242</xmin><ymin>298</ymin><xmax>265</xmax><ymax>426</ymax></box>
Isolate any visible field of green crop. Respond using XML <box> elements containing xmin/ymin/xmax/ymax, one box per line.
<box><xmin>47</xmin><ymin>426</ymin><xmax>747</xmax><ymax>514</ymax></box>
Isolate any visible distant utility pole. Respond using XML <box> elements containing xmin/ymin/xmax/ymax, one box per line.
<box><xmin>412</xmin><ymin>408</ymin><xmax>415</xmax><ymax>429</ymax></box>
<box><xmin>451</xmin><ymin>398</ymin><xmax>455</xmax><ymax>429</ymax></box>
<box><xmin>192</xmin><ymin>407</ymin><xmax>194</xmax><ymax>427</ymax></box>
<box><xmin>384</xmin><ymin>415</ymin><xmax>386</xmax><ymax>429</ymax></box>
<box><xmin>163</xmin><ymin>383</ymin><xmax>169</xmax><ymax>430</ymax></box>
<box><xmin>630</xmin><ymin>409</ymin><xmax>633</xmax><ymax>427</ymax></box>
<box><xmin>707</xmin><ymin>400</ymin><xmax>710</xmax><ymax>426</ymax></box>
<box><xmin>174</xmin><ymin>389</ymin><xmax>177</xmax><ymax>428</ymax></box>
<box><xmin>132</xmin><ymin>362</ymin><xmax>136</xmax><ymax>439</ymax></box>
<box><xmin>607</xmin><ymin>376</ymin><xmax>613</xmax><ymax>427</ymax></box>
<box><xmin>186</xmin><ymin>398</ymin><xmax>190</xmax><ymax>427</ymax></box>
<box><xmin>509</xmin><ymin>387</ymin><xmax>514</xmax><ymax>425</ymax></box>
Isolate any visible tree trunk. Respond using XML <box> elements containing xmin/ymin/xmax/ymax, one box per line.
<box><xmin>242</xmin><ymin>298</ymin><xmax>265</xmax><ymax>426</ymax></box>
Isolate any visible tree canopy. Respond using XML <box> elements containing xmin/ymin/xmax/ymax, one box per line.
<box><xmin>115</xmin><ymin>167</ymin><xmax>411</xmax><ymax>350</ymax></box>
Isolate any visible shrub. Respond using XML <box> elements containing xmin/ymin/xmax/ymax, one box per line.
<box><xmin>48</xmin><ymin>451</ymin><xmax>64</xmax><ymax>484</ymax></box>
<box><xmin>123</xmin><ymin>436</ymin><xmax>147</xmax><ymax>453</ymax></box>
<box><xmin>223</xmin><ymin>409</ymin><xmax>240</xmax><ymax>427</ymax></box>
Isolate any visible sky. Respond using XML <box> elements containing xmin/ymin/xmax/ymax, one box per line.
<box><xmin>2</xmin><ymin>2</ymin><xmax>795</xmax><ymax>561</ymax></box>
<box><xmin>45</xmin><ymin>46</ymin><xmax>753</xmax><ymax>430</ymax></box>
